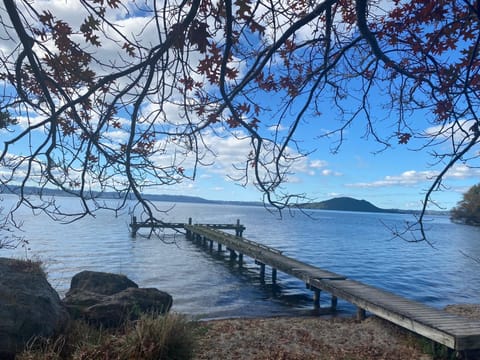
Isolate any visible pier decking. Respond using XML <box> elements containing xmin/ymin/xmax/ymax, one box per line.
<box><xmin>181</xmin><ymin>222</ymin><xmax>480</xmax><ymax>353</ymax></box>
<box><xmin>129</xmin><ymin>217</ymin><xmax>245</xmax><ymax>237</ymax></box>
<box><xmin>130</xmin><ymin>218</ymin><xmax>480</xmax><ymax>352</ymax></box>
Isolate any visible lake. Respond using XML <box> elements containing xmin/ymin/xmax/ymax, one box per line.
<box><xmin>2</xmin><ymin>195</ymin><xmax>480</xmax><ymax>319</ymax></box>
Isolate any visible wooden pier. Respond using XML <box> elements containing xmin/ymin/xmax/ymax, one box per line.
<box><xmin>129</xmin><ymin>217</ymin><xmax>245</xmax><ymax>237</ymax></box>
<box><xmin>182</xmin><ymin>223</ymin><xmax>480</xmax><ymax>353</ymax></box>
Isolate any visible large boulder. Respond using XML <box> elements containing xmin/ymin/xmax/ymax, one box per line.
<box><xmin>0</xmin><ymin>258</ymin><xmax>69</xmax><ymax>359</ymax></box>
<box><xmin>66</xmin><ymin>270</ymin><xmax>139</xmax><ymax>296</ymax></box>
<box><xmin>63</xmin><ymin>271</ymin><xmax>172</xmax><ymax>327</ymax></box>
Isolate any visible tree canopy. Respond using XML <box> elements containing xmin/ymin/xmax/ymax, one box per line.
<box><xmin>451</xmin><ymin>183</ymin><xmax>480</xmax><ymax>226</ymax></box>
<box><xmin>1</xmin><ymin>0</ymin><xmax>480</xmax><ymax>242</ymax></box>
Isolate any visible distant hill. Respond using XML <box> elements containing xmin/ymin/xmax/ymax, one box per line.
<box><xmin>298</xmin><ymin>197</ymin><xmax>393</xmax><ymax>213</ymax></box>
<box><xmin>0</xmin><ymin>185</ymin><xmax>262</xmax><ymax>207</ymax></box>
<box><xmin>1</xmin><ymin>186</ymin><xmax>448</xmax><ymax>215</ymax></box>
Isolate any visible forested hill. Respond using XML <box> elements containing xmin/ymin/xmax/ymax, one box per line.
<box><xmin>299</xmin><ymin>197</ymin><xmax>393</xmax><ymax>213</ymax></box>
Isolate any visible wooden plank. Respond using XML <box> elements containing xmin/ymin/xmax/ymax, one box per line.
<box><xmin>314</xmin><ymin>279</ymin><xmax>457</xmax><ymax>349</ymax></box>
<box><xmin>314</xmin><ymin>279</ymin><xmax>480</xmax><ymax>350</ymax></box>
<box><xmin>184</xmin><ymin>225</ymin><xmax>480</xmax><ymax>351</ymax></box>
<box><xmin>186</xmin><ymin>225</ymin><xmax>346</xmax><ymax>281</ymax></box>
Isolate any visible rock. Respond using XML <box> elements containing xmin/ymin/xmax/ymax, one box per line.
<box><xmin>0</xmin><ymin>258</ymin><xmax>69</xmax><ymax>358</ymax></box>
<box><xmin>66</xmin><ymin>270</ymin><xmax>139</xmax><ymax>296</ymax></box>
<box><xmin>63</xmin><ymin>271</ymin><xmax>172</xmax><ymax>327</ymax></box>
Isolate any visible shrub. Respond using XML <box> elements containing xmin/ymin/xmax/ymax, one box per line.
<box><xmin>18</xmin><ymin>313</ymin><xmax>198</xmax><ymax>360</ymax></box>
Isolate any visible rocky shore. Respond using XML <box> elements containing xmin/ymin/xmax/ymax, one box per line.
<box><xmin>2</xmin><ymin>257</ymin><xmax>480</xmax><ymax>359</ymax></box>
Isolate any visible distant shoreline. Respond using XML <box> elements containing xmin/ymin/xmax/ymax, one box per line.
<box><xmin>1</xmin><ymin>186</ymin><xmax>450</xmax><ymax>216</ymax></box>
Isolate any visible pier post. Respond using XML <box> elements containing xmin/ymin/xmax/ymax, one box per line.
<box><xmin>331</xmin><ymin>296</ymin><xmax>338</xmax><ymax>311</ymax></box>
<box><xmin>259</xmin><ymin>263</ymin><xmax>265</xmax><ymax>283</ymax></box>
<box><xmin>235</xmin><ymin>219</ymin><xmax>243</xmax><ymax>237</ymax></box>
<box><xmin>356</xmin><ymin>308</ymin><xmax>366</xmax><ymax>321</ymax></box>
<box><xmin>217</xmin><ymin>243</ymin><xmax>222</xmax><ymax>252</ymax></box>
<box><xmin>186</xmin><ymin>218</ymin><xmax>192</xmax><ymax>239</ymax></box>
<box><xmin>131</xmin><ymin>216</ymin><xmax>138</xmax><ymax>237</ymax></box>
<box><xmin>209</xmin><ymin>240</ymin><xmax>213</xmax><ymax>251</ymax></box>
<box><xmin>313</xmin><ymin>288</ymin><xmax>321</xmax><ymax>309</ymax></box>
<box><xmin>272</xmin><ymin>268</ymin><xmax>277</xmax><ymax>284</ymax></box>
<box><xmin>238</xmin><ymin>253</ymin><xmax>243</xmax><ymax>267</ymax></box>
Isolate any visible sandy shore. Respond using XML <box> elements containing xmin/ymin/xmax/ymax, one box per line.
<box><xmin>193</xmin><ymin>304</ymin><xmax>480</xmax><ymax>360</ymax></box>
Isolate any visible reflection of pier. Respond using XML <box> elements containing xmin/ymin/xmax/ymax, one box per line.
<box><xmin>180</xmin><ymin>221</ymin><xmax>480</xmax><ymax>354</ymax></box>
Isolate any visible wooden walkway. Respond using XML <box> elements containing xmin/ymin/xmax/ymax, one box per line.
<box><xmin>183</xmin><ymin>224</ymin><xmax>480</xmax><ymax>352</ymax></box>
<box><xmin>129</xmin><ymin>217</ymin><xmax>245</xmax><ymax>237</ymax></box>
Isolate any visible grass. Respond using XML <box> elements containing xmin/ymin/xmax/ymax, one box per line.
<box><xmin>7</xmin><ymin>258</ymin><xmax>46</xmax><ymax>276</ymax></box>
<box><xmin>17</xmin><ymin>313</ymin><xmax>199</xmax><ymax>360</ymax></box>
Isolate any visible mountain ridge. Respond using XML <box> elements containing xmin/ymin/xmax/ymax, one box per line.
<box><xmin>1</xmin><ymin>186</ymin><xmax>445</xmax><ymax>215</ymax></box>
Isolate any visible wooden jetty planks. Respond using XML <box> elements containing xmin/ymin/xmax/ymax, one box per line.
<box><xmin>183</xmin><ymin>224</ymin><xmax>480</xmax><ymax>351</ymax></box>
<box><xmin>129</xmin><ymin>217</ymin><xmax>245</xmax><ymax>237</ymax></box>
<box><xmin>184</xmin><ymin>224</ymin><xmax>346</xmax><ymax>282</ymax></box>
<box><xmin>313</xmin><ymin>279</ymin><xmax>480</xmax><ymax>350</ymax></box>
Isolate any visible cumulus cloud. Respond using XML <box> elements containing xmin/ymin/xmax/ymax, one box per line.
<box><xmin>268</xmin><ymin>124</ymin><xmax>288</xmax><ymax>132</ymax></box>
<box><xmin>423</xmin><ymin>120</ymin><xmax>477</xmax><ymax>144</ymax></box>
<box><xmin>347</xmin><ymin>165</ymin><xmax>480</xmax><ymax>188</ymax></box>
<box><xmin>347</xmin><ymin>170</ymin><xmax>437</xmax><ymax>188</ymax></box>
<box><xmin>309</xmin><ymin>159</ymin><xmax>328</xmax><ymax>168</ymax></box>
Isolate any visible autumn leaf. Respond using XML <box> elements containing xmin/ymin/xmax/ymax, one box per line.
<box><xmin>170</xmin><ymin>23</ymin><xmax>186</xmax><ymax>49</ymax></box>
<box><xmin>226</xmin><ymin>116</ymin><xmax>240</xmax><ymax>128</ymax></box>
<box><xmin>397</xmin><ymin>133</ymin><xmax>411</xmax><ymax>144</ymax></box>
<box><xmin>188</xmin><ymin>20</ymin><xmax>210</xmax><ymax>53</ymax></box>
<box><xmin>235</xmin><ymin>0</ymin><xmax>252</xmax><ymax>19</ymax></box>
<box><xmin>250</xmin><ymin>20</ymin><xmax>265</xmax><ymax>35</ymax></box>
<box><xmin>38</xmin><ymin>10</ymin><xmax>53</xmax><ymax>25</ymax></box>
<box><xmin>249</xmin><ymin>117</ymin><xmax>260</xmax><ymax>129</ymax></box>
<box><xmin>122</xmin><ymin>42</ymin><xmax>136</xmax><ymax>57</ymax></box>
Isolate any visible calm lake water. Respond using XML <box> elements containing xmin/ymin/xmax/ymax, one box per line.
<box><xmin>2</xmin><ymin>195</ymin><xmax>480</xmax><ymax>319</ymax></box>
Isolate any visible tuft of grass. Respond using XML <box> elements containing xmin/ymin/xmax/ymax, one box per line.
<box><xmin>18</xmin><ymin>313</ymin><xmax>198</xmax><ymax>360</ymax></box>
<box><xmin>119</xmin><ymin>313</ymin><xmax>197</xmax><ymax>360</ymax></box>
<box><xmin>17</xmin><ymin>336</ymin><xmax>65</xmax><ymax>360</ymax></box>
<box><xmin>8</xmin><ymin>258</ymin><xmax>45</xmax><ymax>276</ymax></box>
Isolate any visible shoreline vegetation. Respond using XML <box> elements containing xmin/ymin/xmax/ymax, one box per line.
<box><xmin>7</xmin><ymin>260</ymin><xmax>480</xmax><ymax>359</ymax></box>
<box><xmin>19</xmin><ymin>307</ymin><xmax>480</xmax><ymax>360</ymax></box>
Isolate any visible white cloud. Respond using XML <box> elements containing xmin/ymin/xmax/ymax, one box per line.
<box><xmin>16</xmin><ymin>115</ymin><xmax>47</xmax><ymax>130</ymax></box>
<box><xmin>102</xmin><ymin>129</ymin><xmax>130</xmax><ymax>143</ymax></box>
<box><xmin>423</xmin><ymin>120</ymin><xmax>477</xmax><ymax>143</ymax></box>
<box><xmin>268</xmin><ymin>124</ymin><xmax>287</xmax><ymax>132</ymax></box>
<box><xmin>347</xmin><ymin>165</ymin><xmax>480</xmax><ymax>188</ymax></box>
<box><xmin>309</xmin><ymin>159</ymin><xmax>328</xmax><ymax>168</ymax></box>
<box><xmin>347</xmin><ymin>169</ymin><xmax>437</xmax><ymax>188</ymax></box>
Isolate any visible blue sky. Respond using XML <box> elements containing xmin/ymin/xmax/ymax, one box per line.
<box><xmin>173</xmin><ymin>117</ymin><xmax>478</xmax><ymax>211</ymax></box>
<box><xmin>2</xmin><ymin>0</ymin><xmax>479</xmax><ymax>212</ymax></box>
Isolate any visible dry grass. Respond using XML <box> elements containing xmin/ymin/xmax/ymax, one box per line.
<box><xmin>194</xmin><ymin>316</ymin><xmax>432</xmax><ymax>360</ymax></box>
<box><xmin>18</xmin><ymin>304</ymin><xmax>480</xmax><ymax>359</ymax></box>
<box><xmin>18</xmin><ymin>313</ymin><xmax>198</xmax><ymax>360</ymax></box>
<box><xmin>7</xmin><ymin>258</ymin><xmax>45</xmax><ymax>275</ymax></box>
